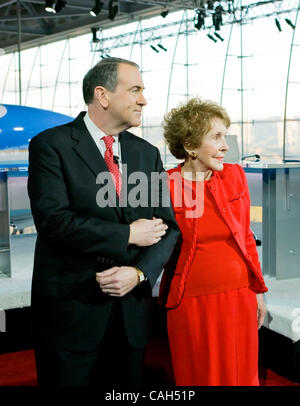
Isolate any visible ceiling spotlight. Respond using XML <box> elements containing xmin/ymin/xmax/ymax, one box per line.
<box><xmin>55</xmin><ymin>0</ymin><xmax>66</xmax><ymax>13</ymax></box>
<box><xmin>212</xmin><ymin>5</ymin><xmax>223</xmax><ymax>31</ymax></box>
<box><xmin>227</xmin><ymin>0</ymin><xmax>234</xmax><ymax>13</ymax></box>
<box><xmin>45</xmin><ymin>0</ymin><xmax>56</xmax><ymax>13</ymax></box>
<box><xmin>207</xmin><ymin>0</ymin><xmax>214</xmax><ymax>10</ymax></box>
<box><xmin>90</xmin><ymin>0</ymin><xmax>103</xmax><ymax>17</ymax></box>
<box><xmin>150</xmin><ymin>45</ymin><xmax>159</xmax><ymax>53</ymax></box>
<box><xmin>207</xmin><ymin>33</ymin><xmax>217</xmax><ymax>43</ymax></box>
<box><xmin>194</xmin><ymin>10</ymin><xmax>205</xmax><ymax>31</ymax></box>
<box><xmin>108</xmin><ymin>0</ymin><xmax>118</xmax><ymax>21</ymax></box>
<box><xmin>157</xmin><ymin>44</ymin><xmax>167</xmax><ymax>52</ymax></box>
<box><xmin>214</xmin><ymin>32</ymin><xmax>224</xmax><ymax>41</ymax></box>
<box><xmin>91</xmin><ymin>27</ymin><xmax>100</xmax><ymax>43</ymax></box>
<box><xmin>285</xmin><ymin>18</ymin><xmax>296</xmax><ymax>30</ymax></box>
<box><xmin>161</xmin><ymin>8</ymin><xmax>169</xmax><ymax>18</ymax></box>
<box><xmin>275</xmin><ymin>18</ymin><xmax>282</xmax><ymax>32</ymax></box>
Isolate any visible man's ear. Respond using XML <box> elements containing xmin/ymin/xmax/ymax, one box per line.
<box><xmin>94</xmin><ymin>86</ymin><xmax>109</xmax><ymax>109</ymax></box>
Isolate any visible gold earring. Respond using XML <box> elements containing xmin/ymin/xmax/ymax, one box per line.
<box><xmin>190</xmin><ymin>152</ymin><xmax>197</xmax><ymax>160</ymax></box>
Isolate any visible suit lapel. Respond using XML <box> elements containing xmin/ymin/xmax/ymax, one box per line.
<box><xmin>71</xmin><ymin>113</ymin><xmax>122</xmax><ymax>219</ymax></box>
<box><xmin>119</xmin><ymin>131</ymin><xmax>151</xmax><ymax>221</ymax></box>
<box><xmin>119</xmin><ymin>131</ymin><xmax>142</xmax><ymax>201</ymax></box>
<box><xmin>119</xmin><ymin>131</ymin><xmax>138</xmax><ymax>180</ymax></box>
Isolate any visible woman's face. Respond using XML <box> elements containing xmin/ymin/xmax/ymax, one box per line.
<box><xmin>187</xmin><ymin>117</ymin><xmax>229</xmax><ymax>172</ymax></box>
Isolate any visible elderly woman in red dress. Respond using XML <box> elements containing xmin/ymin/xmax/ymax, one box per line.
<box><xmin>159</xmin><ymin>98</ymin><xmax>268</xmax><ymax>386</ymax></box>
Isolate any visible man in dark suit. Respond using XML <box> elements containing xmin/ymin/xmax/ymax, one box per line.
<box><xmin>27</xmin><ymin>57</ymin><xmax>179</xmax><ymax>386</ymax></box>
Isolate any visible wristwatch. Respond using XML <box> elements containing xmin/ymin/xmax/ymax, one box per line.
<box><xmin>134</xmin><ymin>267</ymin><xmax>146</xmax><ymax>285</ymax></box>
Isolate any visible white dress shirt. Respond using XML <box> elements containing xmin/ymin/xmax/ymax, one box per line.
<box><xmin>83</xmin><ymin>112</ymin><xmax>122</xmax><ymax>172</ymax></box>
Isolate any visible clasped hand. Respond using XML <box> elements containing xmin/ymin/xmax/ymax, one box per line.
<box><xmin>96</xmin><ymin>217</ymin><xmax>167</xmax><ymax>297</ymax></box>
<box><xmin>128</xmin><ymin>217</ymin><xmax>168</xmax><ymax>247</ymax></box>
<box><xmin>96</xmin><ymin>266</ymin><xmax>140</xmax><ymax>297</ymax></box>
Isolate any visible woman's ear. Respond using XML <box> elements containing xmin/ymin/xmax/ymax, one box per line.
<box><xmin>183</xmin><ymin>142</ymin><xmax>197</xmax><ymax>160</ymax></box>
<box><xmin>94</xmin><ymin>86</ymin><xmax>109</xmax><ymax>109</ymax></box>
<box><xmin>183</xmin><ymin>142</ymin><xmax>192</xmax><ymax>156</ymax></box>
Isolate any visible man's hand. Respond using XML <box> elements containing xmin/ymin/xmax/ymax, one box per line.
<box><xmin>96</xmin><ymin>266</ymin><xmax>140</xmax><ymax>297</ymax></box>
<box><xmin>257</xmin><ymin>293</ymin><xmax>267</xmax><ymax>329</ymax></box>
<box><xmin>128</xmin><ymin>217</ymin><xmax>168</xmax><ymax>247</ymax></box>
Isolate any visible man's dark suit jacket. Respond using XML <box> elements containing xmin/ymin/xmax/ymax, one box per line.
<box><xmin>27</xmin><ymin>112</ymin><xmax>179</xmax><ymax>352</ymax></box>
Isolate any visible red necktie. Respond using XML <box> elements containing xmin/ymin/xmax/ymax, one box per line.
<box><xmin>102</xmin><ymin>135</ymin><xmax>122</xmax><ymax>197</ymax></box>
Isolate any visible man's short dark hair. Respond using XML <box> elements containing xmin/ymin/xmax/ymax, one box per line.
<box><xmin>82</xmin><ymin>57</ymin><xmax>139</xmax><ymax>104</ymax></box>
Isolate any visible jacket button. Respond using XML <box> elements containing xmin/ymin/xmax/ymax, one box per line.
<box><xmin>210</xmin><ymin>184</ymin><xmax>215</xmax><ymax>191</ymax></box>
<box><xmin>233</xmin><ymin>231</ymin><xmax>238</xmax><ymax>236</ymax></box>
<box><xmin>222</xmin><ymin>207</ymin><xmax>227</xmax><ymax>213</ymax></box>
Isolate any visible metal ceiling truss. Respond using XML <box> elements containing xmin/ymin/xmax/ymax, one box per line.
<box><xmin>0</xmin><ymin>0</ymin><xmax>181</xmax><ymax>53</ymax></box>
<box><xmin>91</xmin><ymin>0</ymin><xmax>300</xmax><ymax>54</ymax></box>
<box><xmin>0</xmin><ymin>1</ymin><xmax>299</xmax><ymax>54</ymax></box>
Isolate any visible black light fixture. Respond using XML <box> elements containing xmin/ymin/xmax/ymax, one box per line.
<box><xmin>212</xmin><ymin>5</ymin><xmax>223</xmax><ymax>31</ymax></box>
<box><xmin>227</xmin><ymin>0</ymin><xmax>234</xmax><ymax>13</ymax></box>
<box><xmin>157</xmin><ymin>44</ymin><xmax>167</xmax><ymax>52</ymax></box>
<box><xmin>214</xmin><ymin>32</ymin><xmax>224</xmax><ymax>41</ymax></box>
<box><xmin>90</xmin><ymin>0</ymin><xmax>103</xmax><ymax>17</ymax></box>
<box><xmin>161</xmin><ymin>7</ymin><xmax>169</xmax><ymax>18</ymax></box>
<box><xmin>194</xmin><ymin>10</ymin><xmax>205</xmax><ymax>31</ymax></box>
<box><xmin>207</xmin><ymin>0</ymin><xmax>214</xmax><ymax>11</ymax></box>
<box><xmin>207</xmin><ymin>33</ymin><xmax>217</xmax><ymax>43</ymax></box>
<box><xmin>45</xmin><ymin>0</ymin><xmax>55</xmax><ymax>13</ymax></box>
<box><xmin>55</xmin><ymin>0</ymin><xmax>66</xmax><ymax>13</ymax></box>
<box><xmin>285</xmin><ymin>18</ymin><xmax>296</xmax><ymax>30</ymax></box>
<box><xmin>91</xmin><ymin>27</ymin><xmax>100</xmax><ymax>43</ymax></box>
<box><xmin>150</xmin><ymin>45</ymin><xmax>159</xmax><ymax>53</ymax></box>
<box><xmin>275</xmin><ymin>18</ymin><xmax>282</xmax><ymax>32</ymax></box>
<box><xmin>108</xmin><ymin>0</ymin><xmax>118</xmax><ymax>21</ymax></box>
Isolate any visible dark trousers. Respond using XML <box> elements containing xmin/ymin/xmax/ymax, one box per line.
<box><xmin>34</xmin><ymin>301</ymin><xmax>145</xmax><ymax>386</ymax></box>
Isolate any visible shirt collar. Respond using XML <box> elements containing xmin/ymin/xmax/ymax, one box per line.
<box><xmin>83</xmin><ymin>112</ymin><xmax>108</xmax><ymax>141</ymax></box>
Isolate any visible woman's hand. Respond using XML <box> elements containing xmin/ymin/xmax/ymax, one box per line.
<box><xmin>256</xmin><ymin>293</ymin><xmax>267</xmax><ymax>329</ymax></box>
<box><xmin>128</xmin><ymin>217</ymin><xmax>168</xmax><ymax>247</ymax></box>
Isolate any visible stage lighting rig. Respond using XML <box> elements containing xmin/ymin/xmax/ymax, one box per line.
<box><xmin>212</xmin><ymin>4</ymin><xmax>224</xmax><ymax>31</ymax></box>
<box><xmin>157</xmin><ymin>44</ymin><xmax>167</xmax><ymax>52</ymax></box>
<box><xmin>285</xmin><ymin>18</ymin><xmax>296</xmax><ymax>30</ymax></box>
<box><xmin>90</xmin><ymin>0</ymin><xmax>104</xmax><ymax>17</ymax></box>
<box><xmin>150</xmin><ymin>45</ymin><xmax>159</xmax><ymax>53</ymax></box>
<box><xmin>207</xmin><ymin>33</ymin><xmax>217</xmax><ymax>43</ymax></box>
<box><xmin>45</xmin><ymin>0</ymin><xmax>66</xmax><ymax>13</ymax></box>
<box><xmin>45</xmin><ymin>0</ymin><xmax>55</xmax><ymax>13</ymax></box>
<box><xmin>55</xmin><ymin>0</ymin><xmax>66</xmax><ymax>13</ymax></box>
<box><xmin>108</xmin><ymin>0</ymin><xmax>119</xmax><ymax>21</ymax></box>
<box><xmin>91</xmin><ymin>27</ymin><xmax>100</xmax><ymax>43</ymax></box>
<box><xmin>227</xmin><ymin>0</ymin><xmax>234</xmax><ymax>13</ymax></box>
<box><xmin>275</xmin><ymin>18</ymin><xmax>282</xmax><ymax>32</ymax></box>
<box><xmin>194</xmin><ymin>9</ymin><xmax>205</xmax><ymax>31</ymax></box>
<box><xmin>207</xmin><ymin>1</ymin><xmax>214</xmax><ymax>11</ymax></box>
<box><xmin>214</xmin><ymin>32</ymin><xmax>224</xmax><ymax>41</ymax></box>
<box><xmin>161</xmin><ymin>8</ymin><xmax>169</xmax><ymax>18</ymax></box>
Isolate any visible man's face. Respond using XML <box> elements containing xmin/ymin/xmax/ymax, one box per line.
<box><xmin>107</xmin><ymin>63</ymin><xmax>147</xmax><ymax>129</ymax></box>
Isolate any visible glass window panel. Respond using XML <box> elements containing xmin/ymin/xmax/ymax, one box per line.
<box><xmin>1</xmin><ymin>4</ymin><xmax>300</xmax><ymax>162</ymax></box>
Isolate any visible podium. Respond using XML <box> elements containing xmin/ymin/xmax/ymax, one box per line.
<box><xmin>244</xmin><ymin>162</ymin><xmax>300</xmax><ymax>279</ymax></box>
<box><xmin>0</xmin><ymin>172</ymin><xmax>11</xmax><ymax>277</ymax></box>
<box><xmin>0</xmin><ymin>165</ymin><xmax>33</xmax><ymax>278</ymax></box>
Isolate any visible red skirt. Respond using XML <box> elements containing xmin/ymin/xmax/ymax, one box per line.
<box><xmin>167</xmin><ymin>286</ymin><xmax>259</xmax><ymax>386</ymax></box>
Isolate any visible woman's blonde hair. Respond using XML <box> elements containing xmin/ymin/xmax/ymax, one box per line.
<box><xmin>163</xmin><ymin>98</ymin><xmax>231</xmax><ymax>159</ymax></box>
